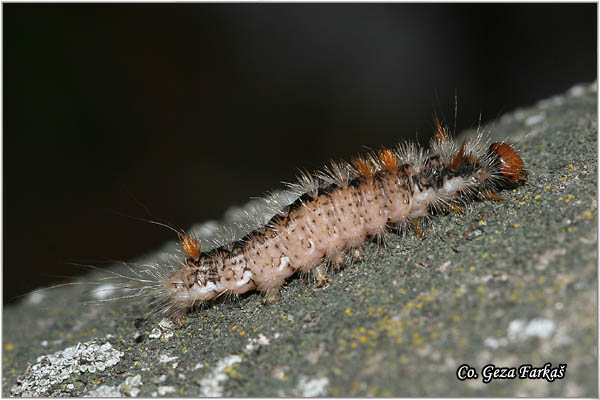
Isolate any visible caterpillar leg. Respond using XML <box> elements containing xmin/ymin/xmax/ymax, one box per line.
<box><xmin>351</xmin><ymin>247</ymin><xmax>364</xmax><ymax>263</ymax></box>
<box><xmin>333</xmin><ymin>252</ymin><xmax>346</xmax><ymax>267</ymax></box>
<box><xmin>411</xmin><ymin>218</ymin><xmax>425</xmax><ymax>239</ymax></box>
<box><xmin>262</xmin><ymin>287</ymin><xmax>281</xmax><ymax>305</ymax></box>
<box><xmin>450</xmin><ymin>202</ymin><xmax>465</xmax><ymax>215</ymax></box>
<box><xmin>482</xmin><ymin>190</ymin><xmax>504</xmax><ymax>201</ymax></box>
<box><xmin>171</xmin><ymin>313</ymin><xmax>187</xmax><ymax>329</ymax></box>
<box><xmin>312</xmin><ymin>264</ymin><xmax>329</xmax><ymax>287</ymax></box>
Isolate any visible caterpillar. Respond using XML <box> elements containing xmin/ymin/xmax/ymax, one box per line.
<box><xmin>110</xmin><ymin>119</ymin><xmax>527</xmax><ymax>327</ymax></box>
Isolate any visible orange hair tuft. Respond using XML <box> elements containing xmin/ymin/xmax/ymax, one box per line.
<box><xmin>354</xmin><ymin>158</ymin><xmax>374</xmax><ymax>180</ymax></box>
<box><xmin>180</xmin><ymin>234</ymin><xmax>201</xmax><ymax>259</ymax></box>
<box><xmin>379</xmin><ymin>149</ymin><xmax>398</xmax><ymax>172</ymax></box>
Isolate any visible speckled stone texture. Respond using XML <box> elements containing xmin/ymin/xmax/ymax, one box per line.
<box><xmin>3</xmin><ymin>82</ymin><xmax>597</xmax><ymax>397</ymax></box>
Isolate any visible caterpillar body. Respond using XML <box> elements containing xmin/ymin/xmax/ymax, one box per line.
<box><xmin>121</xmin><ymin>120</ymin><xmax>527</xmax><ymax>327</ymax></box>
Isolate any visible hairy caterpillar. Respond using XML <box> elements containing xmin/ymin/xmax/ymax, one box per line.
<box><xmin>107</xmin><ymin>119</ymin><xmax>527</xmax><ymax>327</ymax></box>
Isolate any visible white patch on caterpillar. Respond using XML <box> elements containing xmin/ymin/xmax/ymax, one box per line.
<box><xmin>276</xmin><ymin>256</ymin><xmax>290</xmax><ymax>272</ymax></box>
<box><xmin>235</xmin><ymin>270</ymin><xmax>253</xmax><ymax>287</ymax></box>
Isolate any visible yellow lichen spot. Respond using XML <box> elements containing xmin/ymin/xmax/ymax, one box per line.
<box><xmin>538</xmin><ymin>277</ymin><xmax>545</xmax><ymax>285</ymax></box>
<box><xmin>367</xmin><ymin>329</ymin><xmax>375</xmax><ymax>336</ymax></box>
<box><xmin>469</xmin><ymin>266</ymin><xmax>476</xmax><ymax>271</ymax></box>
<box><xmin>568</xmin><ymin>163</ymin><xmax>574</xmax><ymax>169</ymax></box>
<box><xmin>92</xmin><ymin>379</ymin><xmax>101</xmax><ymax>385</ymax></box>
<box><xmin>281</xmin><ymin>315</ymin><xmax>287</xmax><ymax>319</ymax></box>
<box><xmin>359</xmin><ymin>336</ymin><xmax>368</xmax><ymax>344</ymax></box>
<box><xmin>224</xmin><ymin>365</ymin><xmax>238</xmax><ymax>377</ymax></box>
<box><xmin>477</xmin><ymin>285</ymin><xmax>484</xmax><ymax>293</ymax></box>
<box><xmin>585</xmin><ymin>210</ymin><xmax>594</xmax><ymax>219</ymax></box>
<box><xmin>514</xmin><ymin>223</ymin><xmax>520</xmax><ymax>228</ymax></box>
<box><xmin>345</xmin><ymin>308</ymin><xmax>352</xmax><ymax>316</ymax></box>
<box><xmin>398</xmin><ymin>288</ymin><xmax>406</xmax><ymax>295</ymax></box>
<box><xmin>412</xmin><ymin>332</ymin><xmax>423</xmax><ymax>346</ymax></box>
<box><xmin>239</xmin><ymin>330</ymin><xmax>245</xmax><ymax>335</ymax></box>
<box><xmin>220</xmin><ymin>314</ymin><xmax>225</xmax><ymax>318</ymax></box>
<box><xmin>144</xmin><ymin>331</ymin><xmax>150</xmax><ymax>335</ymax></box>
<box><xmin>351</xmin><ymin>342</ymin><xmax>357</xmax><ymax>348</ymax></box>
<box><xmin>352</xmin><ymin>381</ymin><xmax>360</xmax><ymax>389</ymax></box>
<box><xmin>5</xmin><ymin>343</ymin><xmax>14</xmax><ymax>351</ymax></box>
<box><xmin>559</xmin><ymin>176</ymin><xmax>567</xmax><ymax>181</ymax></box>
<box><xmin>133</xmin><ymin>360</ymin><xmax>139</xmax><ymax>366</ymax></box>
<box><xmin>418</xmin><ymin>294</ymin><xmax>433</xmax><ymax>302</ymax></box>
<box><xmin>359</xmin><ymin>327</ymin><xmax>366</xmax><ymax>333</ymax></box>
<box><xmin>545</xmin><ymin>185</ymin><xmax>551</xmax><ymax>190</ymax></box>
<box><xmin>535</xmin><ymin>194</ymin><xmax>541</xmax><ymax>200</ymax></box>
<box><xmin>231</xmin><ymin>325</ymin><xmax>237</xmax><ymax>330</ymax></box>
<box><xmin>519</xmin><ymin>201</ymin><xmax>526</xmax><ymax>205</ymax></box>
<box><xmin>568</xmin><ymin>226</ymin><xmax>576</xmax><ymax>233</ymax></box>
<box><xmin>395</xmin><ymin>337</ymin><xmax>404</xmax><ymax>344</ymax></box>
<box><xmin>416</xmin><ymin>303</ymin><xmax>423</xmax><ymax>309</ymax></box>
<box><xmin>453</xmin><ymin>315</ymin><xmax>461</xmax><ymax>322</ymax></box>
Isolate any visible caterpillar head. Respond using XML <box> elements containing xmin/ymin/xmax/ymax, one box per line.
<box><xmin>488</xmin><ymin>142</ymin><xmax>528</xmax><ymax>184</ymax></box>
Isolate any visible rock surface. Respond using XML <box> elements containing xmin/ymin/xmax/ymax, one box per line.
<box><xmin>3</xmin><ymin>83</ymin><xmax>597</xmax><ymax>397</ymax></box>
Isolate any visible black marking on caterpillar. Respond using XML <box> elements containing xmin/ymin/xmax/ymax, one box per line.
<box><xmin>100</xmin><ymin>118</ymin><xmax>528</xmax><ymax>327</ymax></box>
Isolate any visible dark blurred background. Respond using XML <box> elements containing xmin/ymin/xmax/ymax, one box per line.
<box><xmin>3</xmin><ymin>4</ymin><xmax>596</xmax><ymax>303</ymax></box>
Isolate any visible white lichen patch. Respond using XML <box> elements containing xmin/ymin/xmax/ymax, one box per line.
<box><xmin>121</xmin><ymin>375</ymin><xmax>143</xmax><ymax>397</ymax></box>
<box><xmin>244</xmin><ymin>333</ymin><xmax>270</xmax><ymax>351</ymax></box>
<box><xmin>91</xmin><ymin>283</ymin><xmax>118</xmax><ymax>300</ymax></box>
<box><xmin>83</xmin><ymin>374</ymin><xmax>143</xmax><ymax>397</ymax></box>
<box><xmin>484</xmin><ymin>318</ymin><xmax>557</xmax><ymax>350</ymax></box>
<box><xmin>508</xmin><ymin>318</ymin><xmax>556</xmax><ymax>341</ymax></box>
<box><xmin>483</xmin><ymin>336</ymin><xmax>509</xmax><ymax>349</ymax></box>
<box><xmin>157</xmin><ymin>386</ymin><xmax>177</xmax><ymax>395</ymax></box>
<box><xmin>159</xmin><ymin>354</ymin><xmax>179</xmax><ymax>364</ymax></box>
<box><xmin>198</xmin><ymin>355</ymin><xmax>242</xmax><ymax>397</ymax></box>
<box><xmin>85</xmin><ymin>384</ymin><xmax>122</xmax><ymax>397</ymax></box>
<box><xmin>148</xmin><ymin>318</ymin><xmax>174</xmax><ymax>340</ymax></box>
<box><xmin>524</xmin><ymin>112</ymin><xmax>546</xmax><ymax>127</ymax></box>
<box><xmin>25</xmin><ymin>290</ymin><xmax>46</xmax><ymax>305</ymax></box>
<box><xmin>295</xmin><ymin>375</ymin><xmax>329</xmax><ymax>397</ymax></box>
<box><xmin>11</xmin><ymin>340</ymin><xmax>124</xmax><ymax>397</ymax></box>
